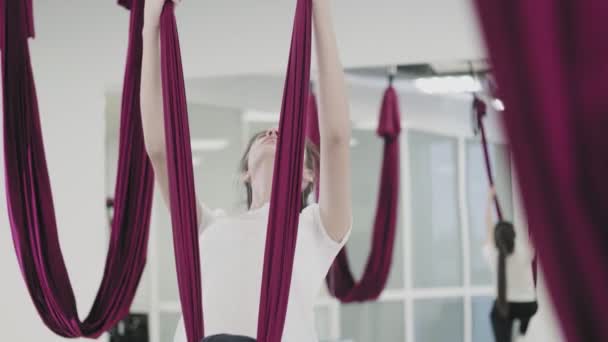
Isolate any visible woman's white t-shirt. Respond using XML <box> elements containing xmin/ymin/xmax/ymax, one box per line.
<box><xmin>482</xmin><ymin>229</ymin><xmax>536</xmax><ymax>302</ymax></box>
<box><xmin>172</xmin><ymin>202</ymin><xmax>350</xmax><ymax>342</ymax></box>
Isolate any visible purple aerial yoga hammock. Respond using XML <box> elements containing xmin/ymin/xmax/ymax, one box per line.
<box><xmin>471</xmin><ymin>2</ymin><xmax>608</xmax><ymax>338</ymax></box>
<box><xmin>307</xmin><ymin>84</ymin><xmax>401</xmax><ymax>303</ymax></box>
<box><xmin>1</xmin><ymin>0</ymin><xmax>153</xmax><ymax>337</ymax></box>
<box><xmin>2</xmin><ymin>0</ymin><xmax>312</xmax><ymax>340</ymax></box>
<box><xmin>256</xmin><ymin>0</ymin><xmax>312</xmax><ymax>339</ymax></box>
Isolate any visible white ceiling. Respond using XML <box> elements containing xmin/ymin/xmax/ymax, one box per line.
<box><xmin>30</xmin><ymin>0</ymin><xmax>485</xmax><ymax>85</ymax></box>
<box><xmin>29</xmin><ymin>0</ymin><xmax>489</xmax><ymax>142</ymax></box>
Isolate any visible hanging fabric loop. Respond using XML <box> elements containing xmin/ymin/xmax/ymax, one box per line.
<box><xmin>256</xmin><ymin>0</ymin><xmax>313</xmax><ymax>340</ymax></box>
<box><xmin>1</xmin><ymin>0</ymin><xmax>154</xmax><ymax>337</ymax></box>
<box><xmin>310</xmin><ymin>83</ymin><xmax>401</xmax><ymax>303</ymax></box>
<box><xmin>155</xmin><ymin>1</ymin><xmax>205</xmax><ymax>341</ymax></box>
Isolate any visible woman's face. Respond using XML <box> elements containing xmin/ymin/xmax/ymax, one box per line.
<box><xmin>247</xmin><ymin>128</ymin><xmax>279</xmax><ymax>173</ymax></box>
<box><xmin>244</xmin><ymin>128</ymin><xmax>314</xmax><ymax>190</ymax></box>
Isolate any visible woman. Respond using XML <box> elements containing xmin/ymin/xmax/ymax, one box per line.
<box><xmin>141</xmin><ymin>0</ymin><xmax>352</xmax><ymax>341</ymax></box>
<box><xmin>483</xmin><ymin>187</ymin><xmax>537</xmax><ymax>342</ymax></box>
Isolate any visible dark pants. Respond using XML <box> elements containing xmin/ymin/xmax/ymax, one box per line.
<box><xmin>202</xmin><ymin>335</ymin><xmax>256</xmax><ymax>342</ymax></box>
<box><xmin>490</xmin><ymin>300</ymin><xmax>538</xmax><ymax>342</ymax></box>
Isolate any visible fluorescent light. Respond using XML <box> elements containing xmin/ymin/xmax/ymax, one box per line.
<box><xmin>190</xmin><ymin>139</ymin><xmax>230</xmax><ymax>151</ymax></box>
<box><xmin>414</xmin><ymin>76</ymin><xmax>482</xmax><ymax>94</ymax></box>
<box><xmin>492</xmin><ymin>98</ymin><xmax>505</xmax><ymax>111</ymax></box>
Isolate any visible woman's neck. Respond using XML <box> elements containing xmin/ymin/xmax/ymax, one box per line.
<box><xmin>249</xmin><ymin>160</ymin><xmax>274</xmax><ymax>210</ymax></box>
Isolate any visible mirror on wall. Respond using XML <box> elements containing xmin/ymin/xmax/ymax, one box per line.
<box><xmin>103</xmin><ymin>61</ymin><xmax>520</xmax><ymax>342</ymax></box>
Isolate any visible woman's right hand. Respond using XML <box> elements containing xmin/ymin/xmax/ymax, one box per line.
<box><xmin>144</xmin><ymin>0</ymin><xmax>180</xmax><ymax>30</ymax></box>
